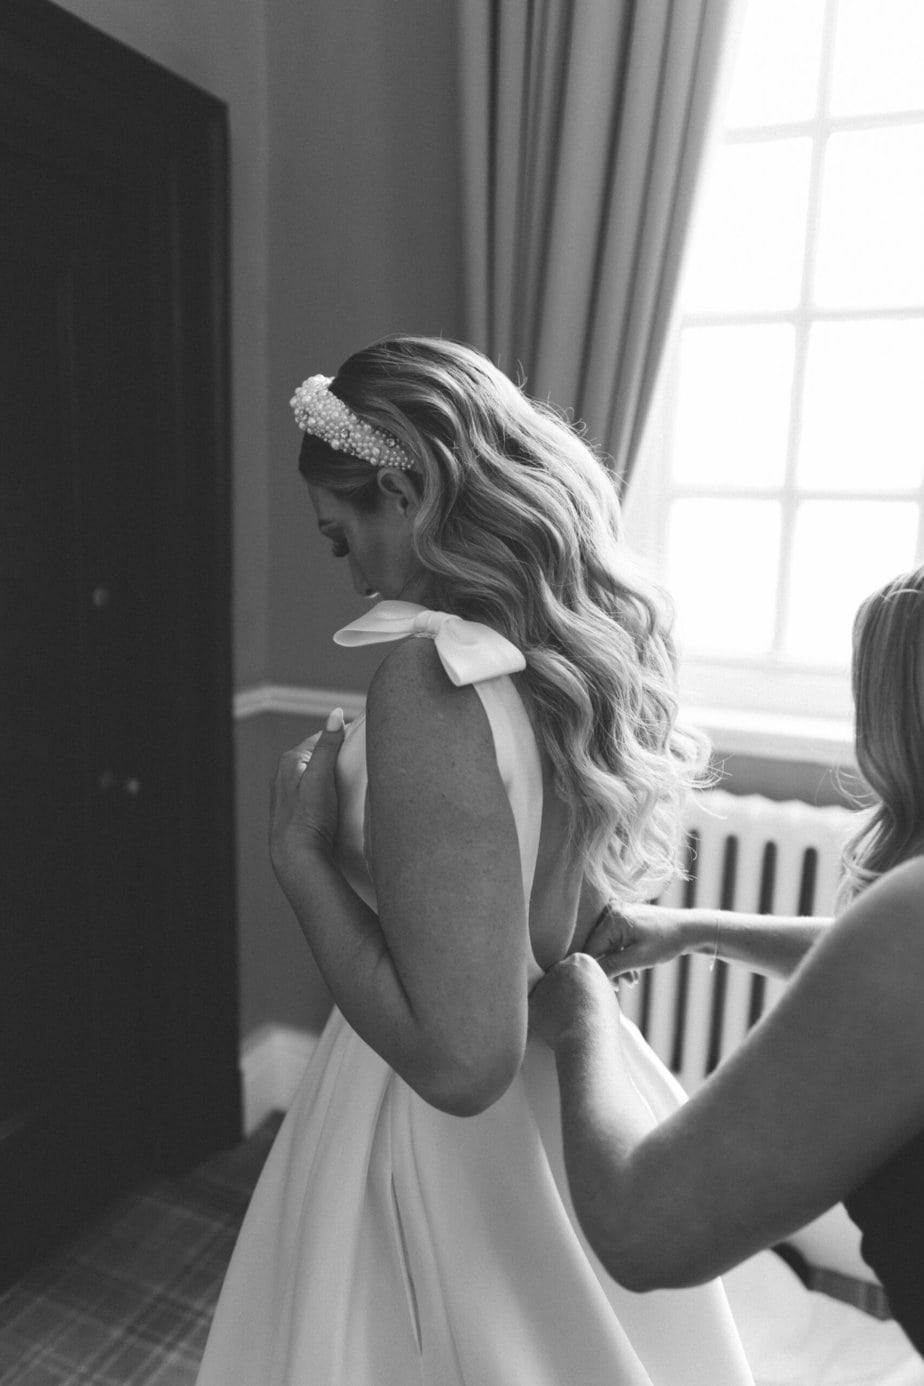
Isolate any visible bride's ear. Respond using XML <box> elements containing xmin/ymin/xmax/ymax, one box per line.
<box><xmin>376</xmin><ymin>468</ymin><xmax>421</xmax><ymax>518</ymax></box>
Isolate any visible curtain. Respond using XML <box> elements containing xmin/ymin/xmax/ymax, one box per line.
<box><xmin>458</xmin><ymin>0</ymin><xmax>740</xmax><ymax>490</ymax></box>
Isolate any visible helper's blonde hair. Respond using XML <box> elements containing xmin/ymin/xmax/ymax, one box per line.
<box><xmin>838</xmin><ymin>564</ymin><xmax>924</xmax><ymax>908</ymax></box>
<box><xmin>300</xmin><ymin>335</ymin><xmax>708</xmax><ymax>900</ymax></box>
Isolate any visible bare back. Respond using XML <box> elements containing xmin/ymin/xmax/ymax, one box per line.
<box><xmin>510</xmin><ymin>674</ymin><xmax>608</xmax><ymax>971</ymax></box>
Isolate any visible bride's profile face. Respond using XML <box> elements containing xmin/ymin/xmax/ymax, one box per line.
<box><xmin>307</xmin><ymin>481</ymin><xmax>423</xmax><ymax>601</ymax></box>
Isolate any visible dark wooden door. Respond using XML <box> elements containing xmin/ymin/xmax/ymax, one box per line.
<box><xmin>0</xmin><ymin>0</ymin><xmax>240</xmax><ymax>1284</ymax></box>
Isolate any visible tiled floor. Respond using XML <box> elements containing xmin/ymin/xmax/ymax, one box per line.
<box><xmin>0</xmin><ymin>1114</ymin><xmax>282</xmax><ymax>1386</ymax></box>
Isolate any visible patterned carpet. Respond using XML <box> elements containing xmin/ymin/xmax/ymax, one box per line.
<box><xmin>0</xmin><ymin>1113</ymin><xmax>282</xmax><ymax>1386</ymax></box>
<box><xmin>0</xmin><ymin>1107</ymin><xmax>891</xmax><ymax>1385</ymax></box>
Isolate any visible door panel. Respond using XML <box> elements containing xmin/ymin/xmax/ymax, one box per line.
<box><xmin>0</xmin><ymin>158</ymin><xmax>164</xmax><ymax>1271</ymax></box>
<box><xmin>0</xmin><ymin>0</ymin><xmax>239</xmax><ymax>1286</ymax></box>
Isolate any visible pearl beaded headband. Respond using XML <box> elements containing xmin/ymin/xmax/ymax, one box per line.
<box><xmin>290</xmin><ymin>375</ymin><xmax>416</xmax><ymax>471</ymax></box>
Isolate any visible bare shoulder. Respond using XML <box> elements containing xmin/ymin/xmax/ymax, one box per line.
<box><xmin>807</xmin><ymin>857</ymin><xmax>924</xmax><ymax>1040</ymax></box>
<box><xmin>880</xmin><ymin>853</ymin><xmax>924</xmax><ymax>899</ymax></box>
<box><xmin>838</xmin><ymin>857</ymin><xmax>924</xmax><ymax>958</ymax></box>
<box><xmin>366</xmin><ymin>637</ymin><xmax>497</xmax><ymax>778</ymax></box>
<box><xmin>368</xmin><ymin>633</ymin><xmax>457</xmax><ymax>711</ymax></box>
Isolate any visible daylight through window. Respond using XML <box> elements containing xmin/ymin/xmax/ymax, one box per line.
<box><xmin>629</xmin><ymin>0</ymin><xmax>924</xmax><ymax>730</ymax></box>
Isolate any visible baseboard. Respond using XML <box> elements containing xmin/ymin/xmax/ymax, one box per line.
<box><xmin>239</xmin><ymin>1024</ymin><xmax>318</xmax><ymax>1135</ymax></box>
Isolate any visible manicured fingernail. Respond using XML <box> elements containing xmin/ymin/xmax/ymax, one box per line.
<box><xmin>325</xmin><ymin>707</ymin><xmax>344</xmax><ymax>732</ymax></box>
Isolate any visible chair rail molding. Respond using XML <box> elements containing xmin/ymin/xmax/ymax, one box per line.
<box><xmin>233</xmin><ymin>684</ymin><xmax>853</xmax><ymax>767</ymax></box>
<box><xmin>234</xmin><ymin>685</ymin><xmax>366</xmax><ymax>721</ymax></box>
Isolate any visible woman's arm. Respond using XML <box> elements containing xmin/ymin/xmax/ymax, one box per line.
<box><xmin>271</xmin><ymin>637</ymin><xmax>528</xmax><ymax>1116</ymax></box>
<box><xmin>587</xmin><ymin>901</ymin><xmax>831</xmax><ymax>980</ymax></box>
<box><xmin>530</xmin><ymin>859</ymin><xmax>924</xmax><ymax>1289</ymax></box>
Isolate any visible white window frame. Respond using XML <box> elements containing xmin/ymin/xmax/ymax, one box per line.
<box><xmin>626</xmin><ymin>0</ymin><xmax>924</xmax><ymax>765</ymax></box>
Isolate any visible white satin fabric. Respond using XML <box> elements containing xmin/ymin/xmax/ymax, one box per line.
<box><xmin>332</xmin><ymin>598</ymin><xmax>527</xmax><ymax>685</ymax></box>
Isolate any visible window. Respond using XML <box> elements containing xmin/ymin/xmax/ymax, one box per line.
<box><xmin>627</xmin><ymin>0</ymin><xmax>924</xmax><ymax>746</ymax></box>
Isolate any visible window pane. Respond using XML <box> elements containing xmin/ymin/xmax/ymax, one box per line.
<box><xmin>724</xmin><ymin>0</ymin><xmax>825</xmax><ymax>128</ymax></box>
<box><xmin>683</xmin><ymin>139</ymin><xmax>811</xmax><ymax>312</ymax></box>
<box><xmin>784</xmin><ymin>501</ymin><xmax>919</xmax><ymax>663</ymax></box>
<box><xmin>673</xmin><ymin>325</ymin><xmax>794</xmax><ymax>487</ymax></box>
<box><xmin>797</xmin><ymin>320</ymin><xmax>924</xmax><ymax>491</ymax></box>
<box><xmin>667</xmin><ymin>499</ymin><xmax>781</xmax><ymax>656</ymax></box>
<box><xmin>814</xmin><ymin>127</ymin><xmax>924</xmax><ymax>308</ymax></box>
<box><xmin>831</xmin><ymin>0</ymin><xmax>924</xmax><ymax>117</ymax></box>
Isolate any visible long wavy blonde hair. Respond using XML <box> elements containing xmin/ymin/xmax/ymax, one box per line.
<box><xmin>838</xmin><ymin>564</ymin><xmax>924</xmax><ymax>908</ymax></box>
<box><xmin>299</xmin><ymin>335</ymin><xmax>707</xmax><ymax>900</ymax></box>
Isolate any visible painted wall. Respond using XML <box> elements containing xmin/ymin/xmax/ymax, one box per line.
<box><xmin>714</xmin><ymin>753</ymin><xmax>855</xmax><ymax>808</ymax></box>
<box><xmin>264</xmin><ymin>0</ymin><xmax>465</xmax><ymax>693</ymax></box>
<box><xmin>50</xmin><ymin>0</ymin><xmax>465</xmax><ymax>1041</ymax></box>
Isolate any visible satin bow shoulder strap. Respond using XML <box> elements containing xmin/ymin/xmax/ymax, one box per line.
<box><xmin>333</xmin><ymin>600</ymin><xmax>526</xmax><ymax>687</ymax></box>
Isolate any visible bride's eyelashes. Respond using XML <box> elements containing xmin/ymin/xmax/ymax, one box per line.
<box><xmin>319</xmin><ymin>523</ymin><xmax>349</xmax><ymax>558</ymax></box>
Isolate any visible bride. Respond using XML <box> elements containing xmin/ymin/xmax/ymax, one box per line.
<box><xmin>195</xmin><ymin>335</ymin><xmax>755</xmax><ymax>1385</ymax></box>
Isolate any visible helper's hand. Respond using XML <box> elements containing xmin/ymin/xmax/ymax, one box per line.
<box><xmin>270</xmin><ymin>709</ymin><xmax>346</xmax><ymax>883</ymax></box>
<box><xmin>586</xmin><ymin>902</ymin><xmax>690</xmax><ymax>980</ymax></box>
<box><xmin>528</xmin><ymin>953</ymin><xmax>618</xmax><ymax>1051</ymax></box>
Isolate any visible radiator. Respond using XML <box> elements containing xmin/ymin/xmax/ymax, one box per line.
<box><xmin>618</xmin><ymin>789</ymin><xmax>856</xmax><ymax>1094</ymax></box>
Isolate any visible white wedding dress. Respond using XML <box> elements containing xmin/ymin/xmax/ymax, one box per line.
<box><xmin>196</xmin><ymin>602</ymin><xmax>755</xmax><ymax>1386</ymax></box>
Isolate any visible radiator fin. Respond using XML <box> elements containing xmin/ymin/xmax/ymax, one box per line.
<box><xmin>626</xmin><ymin>789</ymin><xmax>855</xmax><ymax>1093</ymax></box>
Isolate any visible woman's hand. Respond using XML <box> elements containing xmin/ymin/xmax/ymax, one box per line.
<box><xmin>529</xmin><ymin>953</ymin><xmax>618</xmax><ymax>1051</ymax></box>
<box><xmin>270</xmin><ymin>709</ymin><xmax>346</xmax><ymax>886</ymax></box>
<box><xmin>586</xmin><ymin>902</ymin><xmax>691</xmax><ymax>980</ymax></box>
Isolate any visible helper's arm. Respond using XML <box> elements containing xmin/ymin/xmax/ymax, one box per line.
<box><xmin>530</xmin><ymin>858</ymin><xmax>924</xmax><ymax>1288</ymax></box>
